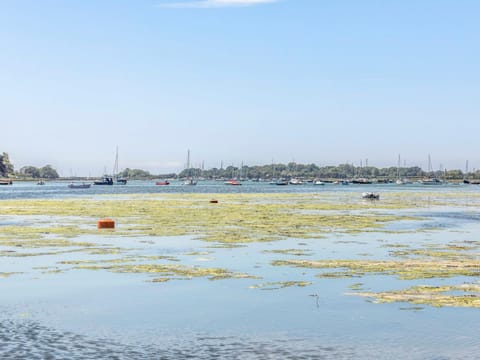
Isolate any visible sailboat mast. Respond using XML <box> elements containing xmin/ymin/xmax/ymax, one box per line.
<box><xmin>113</xmin><ymin>146</ymin><xmax>119</xmax><ymax>177</ymax></box>
<box><xmin>397</xmin><ymin>154</ymin><xmax>401</xmax><ymax>180</ymax></box>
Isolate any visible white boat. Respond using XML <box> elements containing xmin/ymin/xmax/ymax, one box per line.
<box><xmin>113</xmin><ymin>146</ymin><xmax>127</xmax><ymax>185</ymax></box>
<box><xmin>420</xmin><ymin>155</ymin><xmax>444</xmax><ymax>185</ymax></box>
<box><xmin>183</xmin><ymin>178</ymin><xmax>197</xmax><ymax>186</ymax></box>
<box><xmin>395</xmin><ymin>156</ymin><xmax>412</xmax><ymax>185</ymax></box>
<box><xmin>419</xmin><ymin>178</ymin><xmax>443</xmax><ymax>185</ymax></box>
<box><xmin>289</xmin><ymin>178</ymin><xmax>303</xmax><ymax>185</ymax></box>
<box><xmin>313</xmin><ymin>180</ymin><xmax>325</xmax><ymax>185</ymax></box>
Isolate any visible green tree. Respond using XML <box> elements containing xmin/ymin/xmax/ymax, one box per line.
<box><xmin>119</xmin><ymin>168</ymin><xmax>151</xmax><ymax>179</ymax></box>
<box><xmin>39</xmin><ymin>165</ymin><xmax>59</xmax><ymax>179</ymax></box>
<box><xmin>20</xmin><ymin>166</ymin><xmax>40</xmax><ymax>178</ymax></box>
<box><xmin>0</xmin><ymin>152</ymin><xmax>14</xmax><ymax>176</ymax></box>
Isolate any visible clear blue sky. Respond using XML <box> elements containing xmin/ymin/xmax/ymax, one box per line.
<box><xmin>1</xmin><ymin>0</ymin><xmax>479</xmax><ymax>176</ymax></box>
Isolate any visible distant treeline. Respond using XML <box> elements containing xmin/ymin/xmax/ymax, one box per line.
<box><xmin>178</xmin><ymin>162</ymin><xmax>475</xmax><ymax>181</ymax></box>
<box><xmin>18</xmin><ymin>165</ymin><xmax>59</xmax><ymax>179</ymax></box>
<box><xmin>1</xmin><ymin>151</ymin><xmax>479</xmax><ymax>180</ymax></box>
<box><xmin>0</xmin><ymin>152</ymin><xmax>59</xmax><ymax>179</ymax></box>
<box><xmin>118</xmin><ymin>168</ymin><xmax>176</xmax><ymax>180</ymax></box>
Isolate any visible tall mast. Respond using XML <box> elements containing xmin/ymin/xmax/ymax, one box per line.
<box><xmin>397</xmin><ymin>154</ymin><xmax>401</xmax><ymax>179</ymax></box>
<box><xmin>113</xmin><ymin>145</ymin><xmax>119</xmax><ymax>177</ymax></box>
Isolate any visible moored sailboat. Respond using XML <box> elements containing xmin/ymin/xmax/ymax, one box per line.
<box><xmin>113</xmin><ymin>146</ymin><xmax>127</xmax><ymax>184</ymax></box>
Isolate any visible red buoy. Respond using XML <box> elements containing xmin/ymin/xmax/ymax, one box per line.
<box><xmin>97</xmin><ymin>219</ymin><xmax>115</xmax><ymax>229</ymax></box>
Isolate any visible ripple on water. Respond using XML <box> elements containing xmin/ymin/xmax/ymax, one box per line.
<box><xmin>0</xmin><ymin>319</ymin><xmax>358</xmax><ymax>360</ymax></box>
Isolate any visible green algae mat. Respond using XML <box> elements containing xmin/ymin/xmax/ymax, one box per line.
<box><xmin>0</xmin><ymin>192</ymin><xmax>479</xmax><ymax>308</ymax></box>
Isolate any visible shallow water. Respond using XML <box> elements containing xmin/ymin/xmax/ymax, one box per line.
<box><xmin>1</xmin><ymin>182</ymin><xmax>479</xmax><ymax>359</ymax></box>
<box><xmin>1</xmin><ymin>180</ymin><xmax>479</xmax><ymax>200</ymax></box>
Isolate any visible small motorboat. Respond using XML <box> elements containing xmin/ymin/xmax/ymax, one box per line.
<box><xmin>224</xmin><ymin>179</ymin><xmax>241</xmax><ymax>185</ymax></box>
<box><xmin>270</xmin><ymin>178</ymin><xmax>288</xmax><ymax>185</ymax></box>
<box><xmin>37</xmin><ymin>180</ymin><xmax>45</xmax><ymax>185</ymax></box>
<box><xmin>352</xmin><ymin>178</ymin><xmax>372</xmax><ymax>184</ymax></box>
<box><xmin>183</xmin><ymin>178</ymin><xmax>197</xmax><ymax>185</ymax></box>
<box><xmin>289</xmin><ymin>178</ymin><xmax>304</xmax><ymax>185</ymax></box>
<box><xmin>156</xmin><ymin>180</ymin><xmax>170</xmax><ymax>186</ymax></box>
<box><xmin>0</xmin><ymin>179</ymin><xmax>12</xmax><ymax>185</ymax></box>
<box><xmin>94</xmin><ymin>176</ymin><xmax>113</xmax><ymax>185</ymax></box>
<box><xmin>362</xmin><ymin>192</ymin><xmax>380</xmax><ymax>200</ymax></box>
<box><xmin>419</xmin><ymin>178</ymin><xmax>443</xmax><ymax>185</ymax></box>
<box><xmin>68</xmin><ymin>182</ymin><xmax>91</xmax><ymax>189</ymax></box>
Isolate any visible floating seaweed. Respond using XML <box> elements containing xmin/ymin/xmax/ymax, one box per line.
<box><xmin>72</xmin><ymin>263</ymin><xmax>258</xmax><ymax>282</ymax></box>
<box><xmin>273</xmin><ymin>259</ymin><xmax>480</xmax><ymax>280</ymax></box>
<box><xmin>351</xmin><ymin>284</ymin><xmax>480</xmax><ymax>308</ymax></box>
<box><xmin>263</xmin><ymin>249</ymin><xmax>313</xmax><ymax>256</ymax></box>
<box><xmin>249</xmin><ymin>281</ymin><xmax>312</xmax><ymax>290</ymax></box>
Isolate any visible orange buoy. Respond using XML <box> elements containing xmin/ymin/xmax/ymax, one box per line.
<box><xmin>97</xmin><ymin>218</ymin><xmax>115</xmax><ymax>229</ymax></box>
<box><xmin>210</xmin><ymin>199</ymin><xmax>218</xmax><ymax>203</ymax></box>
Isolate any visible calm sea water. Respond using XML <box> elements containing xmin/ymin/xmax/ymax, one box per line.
<box><xmin>0</xmin><ymin>179</ymin><xmax>477</xmax><ymax>199</ymax></box>
<box><xmin>1</xmin><ymin>181</ymin><xmax>479</xmax><ymax>359</ymax></box>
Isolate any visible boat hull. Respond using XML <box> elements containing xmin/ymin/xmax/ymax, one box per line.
<box><xmin>94</xmin><ymin>177</ymin><xmax>114</xmax><ymax>185</ymax></box>
<box><xmin>68</xmin><ymin>183</ymin><xmax>91</xmax><ymax>189</ymax></box>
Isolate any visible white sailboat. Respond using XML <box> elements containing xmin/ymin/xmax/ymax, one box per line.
<box><xmin>113</xmin><ymin>146</ymin><xmax>127</xmax><ymax>184</ymax></box>
<box><xmin>395</xmin><ymin>154</ymin><xmax>411</xmax><ymax>184</ymax></box>
<box><xmin>183</xmin><ymin>149</ymin><xmax>197</xmax><ymax>185</ymax></box>
<box><xmin>420</xmin><ymin>154</ymin><xmax>443</xmax><ymax>185</ymax></box>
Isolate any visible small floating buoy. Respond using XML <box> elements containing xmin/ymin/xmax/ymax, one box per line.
<box><xmin>210</xmin><ymin>199</ymin><xmax>218</xmax><ymax>203</ymax></box>
<box><xmin>97</xmin><ymin>218</ymin><xmax>115</xmax><ymax>229</ymax></box>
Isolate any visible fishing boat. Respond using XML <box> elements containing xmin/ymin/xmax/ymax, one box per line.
<box><xmin>94</xmin><ymin>176</ymin><xmax>113</xmax><ymax>185</ymax></box>
<box><xmin>156</xmin><ymin>180</ymin><xmax>170</xmax><ymax>186</ymax></box>
<box><xmin>68</xmin><ymin>182</ymin><xmax>91</xmax><ymax>189</ymax></box>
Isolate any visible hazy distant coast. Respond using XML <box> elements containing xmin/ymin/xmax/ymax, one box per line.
<box><xmin>2</xmin><ymin>158</ymin><xmax>477</xmax><ymax>182</ymax></box>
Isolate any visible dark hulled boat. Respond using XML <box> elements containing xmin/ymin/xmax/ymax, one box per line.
<box><xmin>94</xmin><ymin>176</ymin><xmax>113</xmax><ymax>185</ymax></box>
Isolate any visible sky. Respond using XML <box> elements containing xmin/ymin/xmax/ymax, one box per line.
<box><xmin>1</xmin><ymin>0</ymin><xmax>479</xmax><ymax>176</ymax></box>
